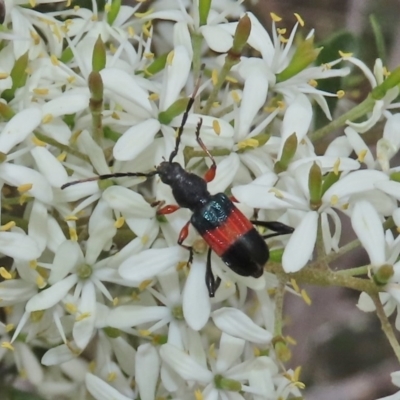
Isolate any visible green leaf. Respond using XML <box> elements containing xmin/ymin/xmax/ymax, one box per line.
<box><xmin>370</xmin><ymin>14</ymin><xmax>386</xmax><ymax>65</ymax></box>
<box><xmin>2</xmin><ymin>52</ymin><xmax>29</xmax><ymax>102</ymax></box>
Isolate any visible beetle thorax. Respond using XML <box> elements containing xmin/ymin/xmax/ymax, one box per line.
<box><xmin>157</xmin><ymin>161</ymin><xmax>211</xmax><ymax>211</ymax></box>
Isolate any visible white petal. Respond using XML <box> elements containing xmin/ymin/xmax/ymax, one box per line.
<box><xmin>356</xmin><ymin>292</ymin><xmax>376</xmax><ymax>312</ymax></box>
<box><xmin>351</xmin><ymin>200</ymin><xmax>385</xmax><ymax>266</ymax></box>
<box><xmin>102</xmin><ymin>186</ymin><xmax>155</xmax><ymax>218</ymax></box>
<box><xmin>160</xmin><ymin>343</ymin><xmax>213</xmax><ymax>383</ymax></box>
<box><xmin>0</xmin><ymin>163</ymin><xmax>53</xmax><ymax>203</ymax></box>
<box><xmin>41</xmin><ymin>344</ymin><xmax>76</xmax><ymax>366</ymax></box>
<box><xmin>106</xmin><ymin>305</ymin><xmax>170</xmax><ymax>328</ymax></box>
<box><xmin>215</xmin><ymin>333</ymin><xmax>245</xmax><ymax>373</ymax></box>
<box><xmin>31</xmin><ymin>146</ymin><xmax>68</xmax><ymax>187</ymax></box>
<box><xmin>73</xmin><ymin>281</ymin><xmax>96</xmax><ymax>350</ymax></box>
<box><xmin>26</xmin><ymin>274</ymin><xmax>78</xmax><ymax>311</ymax></box>
<box><xmin>0</xmin><ymin>108</ymin><xmax>41</xmax><ymax>153</ymax></box>
<box><xmin>211</xmin><ymin>307</ymin><xmax>272</xmax><ymax>344</ymax></box>
<box><xmin>200</xmin><ymin>25</ymin><xmax>233</xmax><ymax>53</ymax></box>
<box><xmin>344</xmin><ymin>127</ymin><xmax>374</xmax><ymax>168</ymax></box>
<box><xmin>136</xmin><ymin>344</ymin><xmax>160</xmax><ymax>400</ymax></box>
<box><xmin>49</xmin><ymin>241</ymin><xmax>83</xmax><ymax>284</ymax></box>
<box><xmin>207</xmin><ymin>153</ymin><xmax>240</xmax><ymax>194</ymax></box>
<box><xmin>113</xmin><ymin>119</ymin><xmax>161</xmax><ymax>161</ymax></box>
<box><xmin>383</xmin><ymin>114</ymin><xmax>400</xmax><ymax>149</ymax></box>
<box><xmin>18</xmin><ymin>342</ymin><xmax>43</xmax><ymax>385</ymax></box>
<box><xmin>119</xmin><ymin>246</ymin><xmax>187</xmax><ymax>282</ymax></box>
<box><xmin>0</xmin><ymin>231</ymin><xmax>41</xmax><ymax>260</ymax></box>
<box><xmin>41</xmin><ymin>93</ymin><xmax>89</xmax><ymax>118</ymax></box>
<box><xmin>182</xmin><ymin>259</ymin><xmax>211</xmax><ymax>331</ymax></box>
<box><xmin>100</xmin><ymin>68</ymin><xmax>152</xmax><ymax>113</ymax></box>
<box><xmin>346</xmin><ymin>100</ymin><xmax>384</xmax><ymax>133</ymax></box>
<box><xmin>85</xmin><ymin>373</ymin><xmax>132</xmax><ymax>400</ymax></box>
<box><xmin>282</xmin><ymin>211</ymin><xmax>318</xmax><ymax>273</ymax></box>
<box><xmin>28</xmin><ymin>200</ymin><xmax>48</xmax><ymax>253</ymax></box>
<box><xmin>110</xmin><ymin>337</ymin><xmax>136</xmax><ymax>376</ymax></box>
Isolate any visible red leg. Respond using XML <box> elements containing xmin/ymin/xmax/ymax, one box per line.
<box><xmin>157</xmin><ymin>204</ymin><xmax>180</xmax><ymax>215</ymax></box>
<box><xmin>178</xmin><ymin>220</ymin><xmax>194</xmax><ymax>265</ymax></box>
<box><xmin>195</xmin><ymin>118</ymin><xmax>217</xmax><ymax>183</ymax></box>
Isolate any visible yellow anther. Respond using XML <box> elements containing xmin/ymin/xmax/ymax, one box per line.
<box><xmin>383</xmin><ymin>66</ymin><xmax>390</xmax><ymax>77</ymax></box>
<box><xmin>5</xmin><ymin>323</ymin><xmax>14</xmax><ymax>332</ymax></box>
<box><xmin>76</xmin><ymin>312</ymin><xmax>91</xmax><ymax>322</ymax></box>
<box><xmin>176</xmin><ymin>261</ymin><xmax>187</xmax><ymax>271</ymax></box>
<box><xmin>212</xmin><ymin>101</ymin><xmax>220</xmax><ymax>108</ymax></box>
<box><xmin>141</xmin><ymin>235</ymin><xmax>149</xmax><ymax>245</ymax></box>
<box><xmin>270</xmin><ymin>12</ymin><xmax>282</xmax><ymax>22</ymax></box>
<box><xmin>1</xmin><ymin>342</ymin><xmax>14</xmax><ymax>351</ymax></box>
<box><xmin>29</xmin><ymin>260</ymin><xmax>37</xmax><ymax>269</ymax></box>
<box><xmin>208</xmin><ymin>343</ymin><xmax>216</xmax><ymax>359</ymax></box>
<box><xmin>357</xmin><ymin>149</ymin><xmax>368</xmax><ymax>163</ymax></box>
<box><xmin>65</xmin><ymin>303</ymin><xmax>77</xmax><ymax>314</ymax></box>
<box><xmin>333</xmin><ymin>158</ymin><xmax>340</xmax><ymax>175</ymax></box>
<box><xmin>0</xmin><ymin>221</ymin><xmax>15</xmax><ymax>231</ymax></box>
<box><xmin>65</xmin><ymin>215</ymin><xmax>78</xmax><ymax>221</ymax></box>
<box><xmin>237</xmin><ymin>138</ymin><xmax>259</xmax><ymax>150</ymax></box>
<box><xmin>36</xmin><ymin>275</ymin><xmax>46</xmax><ymax>288</ymax></box>
<box><xmin>29</xmin><ymin>0</ymin><xmax>36</xmax><ymax>7</ymax></box>
<box><xmin>113</xmin><ymin>297</ymin><xmax>119</xmax><ymax>306</ymax></box>
<box><xmin>139</xmin><ymin>329</ymin><xmax>151</xmax><ymax>337</ymax></box>
<box><xmin>290</xmin><ymin>278</ymin><xmax>300</xmax><ymax>293</ymax></box>
<box><xmin>114</xmin><ymin>217</ymin><xmax>125</xmax><ymax>228</ymax></box>
<box><xmin>253</xmin><ymin>347</ymin><xmax>261</xmax><ymax>357</ymax></box>
<box><xmin>280</xmin><ymin>35</ymin><xmax>289</xmax><ymax>44</ymax></box>
<box><xmin>341</xmin><ymin>203</ymin><xmax>349</xmax><ymax>210</ymax></box>
<box><xmin>397</xmin><ymin>226</ymin><xmax>400</xmax><ymax>234</ymax></box>
<box><xmin>104</xmin><ymin>3</ymin><xmax>111</xmax><ymax>11</ymax></box>
<box><xmin>308</xmin><ymin>79</ymin><xmax>318</xmax><ymax>87</ymax></box>
<box><xmin>0</xmin><ymin>72</ymin><xmax>9</xmax><ymax>79</ymax></box>
<box><xmin>166</xmin><ymin>50</ymin><xmax>175</xmax><ymax>65</ymax></box>
<box><xmin>33</xmin><ymin>88</ymin><xmax>49</xmax><ymax>95</ymax></box>
<box><xmin>142</xmin><ymin>21</ymin><xmax>152</xmax><ymax>38</ymax></box>
<box><xmin>225</xmin><ymin>75</ymin><xmax>238</xmax><ymax>83</ymax></box>
<box><xmin>212</xmin><ymin>120</ymin><xmax>221</xmax><ymax>135</ymax></box>
<box><xmin>277</xmin><ymin>100</ymin><xmax>286</xmax><ymax>109</ymax></box>
<box><xmin>194</xmin><ymin>389</ymin><xmax>204</xmax><ymax>400</ymax></box>
<box><xmin>144</xmin><ymin>52</ymin><xmax>154</xmax><ymax>59</ymax></box>
<box><xmin>330</xmin><ymin>194</ymin><xmax>339</xmax><ymax>206</ymax></box>
<box><xmin>57</xmin><ymin>152</ymin><xmax>67</xmax><ymax>162</ymax></box>
<box><xmin>294</xmin><ymin>13</ymin><xmax>305</xmax><ymax>26</ymax></box>
<box><xmin>128</xmin><ymin>26</ymin><xmax>135</xmax><ymax>37</ymax></box>
<box><xmin>109</xmin><ymin>43</ymin><xmax>117</xmax><ymax>54</ymax></box>
<box><xmin>277</xmin><ymin>28</ymin><xmax>287</xmax><ymax>35</ymax></box>
<box><xmin>0</xmin><ymin>267</ymin><xmax>12</xmax><ymax>280</ymax></box>
<box><xmin>67</xmin><ymin>76</ymin><xmax>76</xmax><ymax>84</ymax></box>
<box><xmin>230</xmin><ymin>90</ymin><xmax>241</xmax><ymax>103</ymax></box>
<box><xmin>32</xmin><ymin>136</ymin><xmax>46</xmax><ymax>147</ymax></box>
<box><xmin>111</xmin><ymin>112</ymin><xmax>120</xmax><ymax>119</ymax></box>
<box><xmin>89</xmin><ymin>361</ymin><xmax>96</xmax><ymax>372</ymax></box>
<box><xmin>71</xmin><ymin>130</ymin><xmax>82</xmax><ymax>144</ymax></box>
<box><xmin>18</xmin><ymin>184</ymin><xmax>33</xmax><ymax>193</ymax></box>
<box><xmin>50</xmin><ymin>54</ymin><xmax>59</xmax><ymax>66</ymax></box>
<box><xmin>66</xmin><ymin>0</ymin><xmax>71</xmax><ymax>6</ymax></box>
<box><xmin>42</xmin><ymin>114</ymin><xmax>53</xmax><ymax>124</ymax></box>
<box><xmin>336</xmin><ymin>90</ymin><xmax>345</xmax><ymax>98</ymax></box>
<box><xmin>269</xmin><ymin>188</ymin><xmax>284</xmax><ymax>199</ymax></box>
<box><xmin>286</xmin><ymin>335</ymin><xmax>297</xmax><ymax>345</ymax></box>
<box><xmin>19</xmin><ymin>193</ymin><xmax>30</xmax><ymax>205</ymax></box>
<box><xmin>107</xmin><ymin>372</ymin><xmax>117</xmax><ymax>382</ymax></box>
<box><xmin>211</xmin><ymin>69</ymin><xmax>218</xmax><ymax>86</ymax></box>
<box><xmin>139</xmin><ymin>280</ymin><xmax>152</xmax><ymax>291</ymax></box>
<box><xmin>338</xmin><ymin>50</ymin><xmax>353</xmax><ymax>59</ymax></box>
<box><xmin>301</xmin><ymin>289</ymin><xmax>311</xmax><ymax>305</ymax></box>
<box><xmin>74</xmin><ymin>5</ymin><xmax>80</xmax><ymax>11</ymax></box>
<box><xmin>149</xmin><ymin>93</ymin><xmax>159</xmax><ymax>101</ymax></box>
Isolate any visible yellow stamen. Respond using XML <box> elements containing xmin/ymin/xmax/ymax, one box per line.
<box><xmin>32</xmin><ymin>136</ymin><xmax>47</xmax><ymax>146</ymax></box>
<box><xmin>69</xmin><ymin>227</ymin><xmax>78</xmax><ymax>242</ymax></box>
<box><xmin>336</xmin><ymin>90</ymin><xmax>345</xmax><ymax>98</ymax></box>
<box><xmin>0</xmin><ymin>72</ymin><xmax>9</xmax><ymax>79</ymax></box>
<box><xmin>358</xmin><ymin>149</ymin><xmax>368</xmax><ymax>163</ymax></box>
<box><xmin>225</xmin><ymin>75</ymin><xmax>238</xmax><ymax>83</ymax></box>
<box><xmin>277</xmin><ymin>28</ymin><xmax>287</xmax><ymax>34</ymax></box>
<box><xmin>280</xmin><ymin>35</ymin><xmax>289</xmax><ymax>44</ymax></box>
<box><xmin>33</xmin><ymin>88</ymin><xmax>49</xmax><ymax>95</ymax></box>
<box><xmin>111</xmin><ymin>112</ymin><xmax>120</xmax><ymax>119</ymax></box>
<box><xmin>128</xmin><ymin>26</ymin><xmax>135</xmax><ymax>37</ymax></box>
<box><xmin>194</xmin><ymin>389</ymin><xmax>204</xmax><ymax>400</ymax></box>
<box><xmin>29</xmin><ymin>0</ymin><xmax>36</xmax><ymax>7</ymax></box>
<box><xmin>1</xmin><ymin>342</ymin><xmax>14</xmax><ymax>351</ymax></box>
<box><xmin>29</xmin><ymin>260</ymin><xmax>37</xmax><ymax>269</ymax></box>
<box><xmin>19</xmin><ymin>194</ymin><xmax>29</xmax><ymax>205</ymax></box>
<box><xmin>286</xmin><ymin>335</ymin><xmax>297</xmax><ymax>345</ymax></box>
<box><xmin>270</xmin><ymin>12</ymin><xmax>282</xmax><ymax>22</ymax></box>
<box><xmin>107</xmin><ymin>372</ymin><xmax>117</xmax><ymax>382</ymax></box>
<box><xmin>269</xmin><ymin>188</ymin><xmax>284</xmax><ymax>199</ymax></box>
<box><xmin>114</xmin><ymin>217</ymin><xmax>125</xmax><ymax>228</ymax></box>
<box><xmin>0</xmin><ymin>221</ymin><xmax>15</xmax><ymax>231</ymax></box>
<box><xmin>50</xmin><ymin>54</ymin><xmax>59</xmax><ymax>66</ymax></box>
<box><xmin>36</xmin><ymin>275</ymin><xmax>46</xmax><ymax>288</ymax></box>
<box><xmin>104</xmin><ymin>4</ymin><xmax>111</xmax><ymax>11</ymax></box>
<box><xmin>338</xmin><ymin>50</ymin><xmax>353</xmax><ymax>59</ymax></box>
<box><xmin>141</xmin><ymin>235</ymin><xmax>149</xmax><ymax>245</ymax></box>
<box><xmin>42</xmin><ymin>114</ymin><xmax>53</xmax><ymax>124</ymax></box>
<box><xmin>67</xmin><ymin>76</ymin><xmax>76</xmax><ymax>84</ymax></box>
<box><xmin>144</xmin><ymin>52</ymin><xmax>154</xmax><ymax>59</ymax></box>
<box><xmin>176</xmin><ymin>261</ymin><xmax>187</xmax><ymax>271</ymax></box>
<box><xmin>230</xmin><ymin>90</ymin><xmax>241</xmax><ymax>103</ymax></box>
<box><xmin>113</xmin><ymin>297</ymin><xmax>119</xmax><ymax>306</ymax></box>
<box><xmin>18</xmin><ymin>184</ymin><xmax>33</xmax><ymax>193</ymax></box>
<box><xmin>0</xmin><ymin>267</ymin><xmax>12</xmax><ymax>280</ymax></box>
<box><xmin>65</xmin><ymin>303</ymin><xmax>77</xmax><ymax>314</ymax></box>
<box><xmin>76</xmin><ymin>312</ymin><xmax>91</xmax><ymax>322</ymax></box>
<box><xmin>139</xmin><ymin>329</ymin><xmax>151</xmax><ymax>337</ymax></box>
<box><xmin>290</xmin><ymin>278</ymin><xmax>300</xmax><ymax>293</ymax></box>
<box><xmin>65</xmin><ymin>215</ymin><xmax>78</xmax><ymax>221</ymax></box>
<box><xmin>5</xmin><ymin>324</ymin><xmax>14</xmax><ymax>332</ymax></box>
<box><xmin>383</xmin><ymin>67</ymin><xmax>390</xmax><ymax>77</ymax></box>
<box><xmin>333</xmin><ymin>158</ymin><xmax>340</xmax><ymax>175</ymax></box>
<box><xmin>211</xmin><ymin>69</ymin><xmax>218</xmax><ymax>86</ymax></box>
<box><xmin>330</xmin><ymin>194</ymin><xmax>339</xmax><ymax>206</ymax></box>
<box><xmin>149</xmin><ymin>93</ymin><xmax>159</xmax><ymax>101</ymax></box>
<box><xmin>237</xmin><ymin>138</ymin><xmax>259</xmax><ymax>150</ymax></box>
<box><xmin>212</xmin><ymin>101</ymin><xmax>220</xmax><ymax>108</ymax></box>
<box><xmin>212</xmin><ymin>120</ymin><xmax>221</xmax><ymax>135</ymax></box>
<box><xmin>308</xmin><ymin>79</ymin><xmax>317</xmax><ymax>87</ymax></box>
<box><xmin>139</xmin><ymin>280</ymin><xmax>152</xmax><ymax>291</ymax></box>
<box><xmin>301</xmin><ymin>289</ymin><xmax>311</xmax><ymax>305</ymax></box>
<box><xmin>341</xmin><ymin>203</ymin><xmax>349</xmax><ymax>210</ymax></box>
<box><xmin>208</xmin><ymin>343</ymin><xmax>216</xmax><ymax>359</ymax></box>
<box><xmin>166</xmin><ymin>50</ymin><xmax>175</xmax><ymax>65</ymax></box>
<box><xmin>294</xmin><ymin>13</ymin><xmax>304</xmax><ymax>27</ymax></box>
<box><xmin>135</xmin><ymin>8</ymin><xmax>154</xmax><ymax>18</ymax></box>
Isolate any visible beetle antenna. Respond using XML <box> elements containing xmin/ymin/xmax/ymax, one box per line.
<box><xmin>169</xmin><ymin>64</ymin><xmax>205</xmax><ymax>163</ymax></box>
<box><xmin>61</xmin><ymin>171</ymin><xmax>158</xmax><ymax>190</ymax></box>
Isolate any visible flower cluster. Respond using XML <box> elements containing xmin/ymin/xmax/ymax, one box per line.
<box><xmin>0</xmin><ymin>0</ymin><xmax>400</xmax><ymax>399</ymax></box>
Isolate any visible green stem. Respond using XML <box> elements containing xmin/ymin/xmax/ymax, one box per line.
<box><xmin>309</xmin><ymin>95</ymin><xmax>375</xmax><ymax>142</ymax></box>
<box><xmin>34</xmin><ymin>132</ymin><xmax>90</xmax><ymax>162</ymax></box>
<box><xmin>335</xmin><ymin>265</ymin><xmax>370</xmax><ymax>276</ymax></box>
<box><xmin>274</xmin><ymin>279</ymin><xmax>286</xmax><ymax>337</ymax></box>
<box><xmin>371</xmin><ymin>293</ymin><xmax>400</xmax><ymax>363</ymax></box>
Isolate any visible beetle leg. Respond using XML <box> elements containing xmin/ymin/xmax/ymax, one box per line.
<box><xmin>251</xmin><ymin>220</ymin><xmax>294</xmax><ymax>239</ymax></box>
<box><xmin>194</xmin><ymin>118</ymin><xmax>217</xmax><ymax>183</ymax></box>
<box><xmin>177</xmin><ymin>220</ymin><xmax>194</xmax><ymax>265</ymax></box>
<box><xmin>157</xmin><ymin>204</ymin><xmax>180</xmax><ymax>215</ymax></box>
<box><xmin>205</xmin><ymin>247</ymin><xmax>221</xmax><ymax>297</ymax></box>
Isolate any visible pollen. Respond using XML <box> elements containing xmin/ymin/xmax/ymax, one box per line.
<box><xmin>358</xmin><ymin>149</ymin><xmax>368</xmax><ymax>163</ymax></box>
<box><xmin>0</xmin><ymin>267</ymin><xmax>12</xmax><ymax>280</ymax></box>
<box><xmin>5</xmin><ymin>324</ymin><xmax>14</xmax><ymax>333</ymax></box>
<box><xmin>213</xmin><ymin>120</ymin><xmax>221</xmax><ymax>135</ymax></box>
<box><xmin>270</xmin><ymin>12</ymin><xmax>282</xmax><ymax>22</ymax></box>
<box><xmin>42</xmin><ymin>114</ymin><xmax>53</xmax><ymax>124</ymax></box>
<box><xmin>114</xmin><ymin>216</ymin><xmax>125</xmax><ymax>228</ymax></box>
<box><xmin>336</xmin><ymin>90</ymin><xmax>345</xmax><ymax>98</ymax></box>
<box><xmin>333</xmin><ymin>158</ymin><xmax>340</xmax><ymax>175</ymax></box>
<box><xmin>294</xmin><ymin>13</ymin><xmax>305</xmax><ymax>27</ymax></box>
<box><xmin>128</xmin><ymin>26</ymin><xmax>135</xmax><ymax>37</ymax></box>
<box><xmin>166</xmin><ymin>50</ymin><xmax>175</xmax><ymax>65</ymax></box>
<box><xmin>17</xmin><ymin>183</ymin><xmax>33</xmax><ymax>193</ymax></box>
<box><xmin>338</xmin><ymin>50</ymin><xmax>353</xmax><ymax>59</ymax></box>
<box><xmin>301</xmin><ymin>289</ymin><xmax>312</xmax><ymax>305</ymax></box>
<box><xmin>0</xmin><ymin>221</ymin><xmax>15</xmax><ymax>231</ymax></box>
<box><xmin>0</xmin><ymin>72</ymin><xmax>9</xmax><ymax>79</ymax></box>
<box><xmin>1</xmin><ymin>342</ymin><xmax>14</xmax><ymax>351</ymax></box>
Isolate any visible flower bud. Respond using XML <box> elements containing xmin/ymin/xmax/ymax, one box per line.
<box><xmin>373</xmin><ymin>264</ymin><xmax>394</xmax><ymax>286</ymax></box>
<box><xmin>158</xmin><ymin>98</ymin><xmax>189</xmax><ymax>125</ymax></box>
<box><xmin>92</xmin><ymin>35</ymin><xmax>106</xmax><ymax>72</ymax></box>
<box><xmin>107</xmin><ymin>0</ymin><xmax>121</xmax><ymax>25</ymax></box>
<box><xmin>3</xmin><ymin>52</ymin><xmax>29</xmax><ymax>102</ymax></box>
<box><xmin>230</xmin><ymin>14</ymin><xmax>251</xmax><ymax>59</ymax></box>
<box><xmin>309</xmin><ymin>162</ymin><xmax>322</xmax><ymax>210</ymax></box>
<box><xmin>199</xmin><ymin>0</ymin><xmax>212</xmax><ymax>26</ymax></box>
<box><xmin>372</xmin><ymin>66</ymin><xmax>400</xmax><ymax>100</ymax></box>
<box><xmin>274</xmin><ymin>133</ymin><xmax>297</xmax><ymax>173</ymax></box>
<box><xmin>214</xmin><ymin>374</ymin><xmax>242</xmax><ymax>392</ymax></box>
